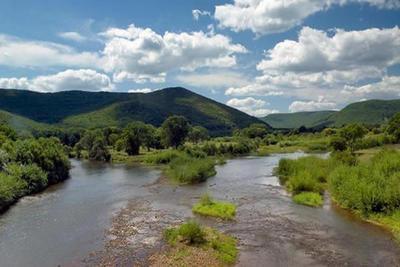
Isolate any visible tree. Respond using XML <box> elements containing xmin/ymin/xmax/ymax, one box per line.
<box><xmin>122</xmin><ymin>122</ymin><xmax>155</xmax><ymax>155</ymax></box>
<box><xmin>187</xmin><ymin>126</ymin><xmax>209</xmax><ymax>144</ymax></box>
<box><xmin>89</xmin><ymin>137</ymin><xmax>111</xmax><ymax>162</ymax></box>
<box><xmin>338</xmin><ymin>124</ymin><xmax>367</xmax><ymax>153</ymax></box>
<box><xmin>386</xmin><ymin>112</ymin><xmax>400</xmax><ymax>143</ymax></box>
<box><xmin>241</xmin><ymin>123</ymin><xmax>269</xmax><ymax>139</ymax></box>
<box><xmin>161</xmin><ymin>116</ymin><xmax>190</xmax><ymax>148</ymax></box>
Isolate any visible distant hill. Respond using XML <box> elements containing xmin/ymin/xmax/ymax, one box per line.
<box><xmin>262</xmin><ymin>99</ymin><xmax>400</xmax><ymax>129</ymax></box>
<box><xmin>263</xmin><ymin>111</ymin><xmax>336</xmax><ymax>129</ymax></box>
<box><xmin>0</xmin><ymin>87</ymin><xmax>267</xmax><ymax>136</ymax></box>
<box><xmin>0</xmin><ymin>110</ymin><xmax>50</xmax><ymax>136</ymax></box>
<box><xmin>325</xmin><ymin>99</ymin><xmax>400</xmax><ymax>127</ymax></box>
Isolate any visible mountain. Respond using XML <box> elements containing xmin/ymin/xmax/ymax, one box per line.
<box><xmin>0</xmin><ymin>87</ymin><xmax>267</xmax><ymax>136</ymax></box>
<box><xmin>324</xmin><ymin>99</ymin><xmax>400</xmax><ymax>127</ymax></box>
<box><xmin>262</xmin><ymin>99</ymin><xmax>400</xmax><ymax>129</ymax></box>
<box><xmin>263</xmin><ymin>111</ymin><xmax>336</xmax><ymax>129</ymax></box>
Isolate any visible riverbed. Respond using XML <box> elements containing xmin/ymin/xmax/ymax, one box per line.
<box><xmin>0</xmin><ymin>154</ymin><xmax>399</xmax><ymax>266</ymax></box>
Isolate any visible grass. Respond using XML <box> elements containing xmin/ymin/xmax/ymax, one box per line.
<box><xmin>277</xmin><ymin>148</ymin><xmax>400</xmax><ymax>241</ymax></box>
<box><xmin>166</xmin><ymin>156</ymin><xmax>216</xmax><ymax>184</ymax></box>
<box><xmin>293</xmin><ymin>192</ymin><xmax>323</xmax><ymax>207</ymax></box>
<box><xmin>163</xmin><ymin>221</ymin><xmax>238</xmax><ymax>265</ymax></box>
<box><xmin>192</xmin><ymin>194</ymin><xmax>236</xmax><ymax>220</ymax></box>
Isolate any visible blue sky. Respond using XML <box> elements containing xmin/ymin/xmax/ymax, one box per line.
<box><xmin>0</xmin><ymin>0</ymin><xmax>399</xmax><ymax>116</ymax></box>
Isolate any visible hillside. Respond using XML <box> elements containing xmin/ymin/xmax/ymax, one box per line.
<box><xmin>0</xmin><ymin>110</ymin><xmax>51</xmax><ymax>136</ymax></box>
<box><xmin>262</xmin><ymin>99</ymin><xmax>400</xmax><ymax>129</ymax></box>
<box><xmin>325</xmin><ymin>99</ymin><xmax>400</xmax><ymax>127</ymax></box>
<box><xmin>263</xmin><ymin>111</ymin><xmax>336</xmax><ymax>128</ymax></box>
<box><xmin>0</xmin><ymin>87</ymin><xmax>267</xmax><ymax>136</ymax></box>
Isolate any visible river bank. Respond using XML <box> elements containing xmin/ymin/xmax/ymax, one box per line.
<box><xmin>1</xmin><ymin>155</ymin><xmax>399</xmax><ymax>266</ymax></box>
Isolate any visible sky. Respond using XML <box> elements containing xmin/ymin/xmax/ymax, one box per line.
<box><xmin>0</xmin><ymin>0</ymin><xmax>399</xmax><ymax>116</ymax></box>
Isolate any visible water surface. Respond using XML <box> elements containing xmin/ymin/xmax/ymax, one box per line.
<box><xmin>0</xmin><ymin>154</ymin><xmax>399</xmax><ymax>266</ymax></box>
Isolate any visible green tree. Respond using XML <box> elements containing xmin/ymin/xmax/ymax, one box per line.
<box><xmin>338</xmin><ymin>124</ymin><xmax>367</xmax><ymax>153</ymax></box>
<box><xmin>161</xmin><ymin>116</ymin><xmax>190</xmax><ymax>148</ymax></box>
<box><xmin>89</xmin><ymin>137</ymin><xmax>111</xmax><ymax>162</ymax></box>
<box><xmin>188</xmin><ymin>126</ymin><xmax>209</xmax><ymax>144</ymax></box>
<box><xmin>241</xmin><ymin>123</ymin><xmax>269</xmax><ymax>139</ymax></box>
<box><xmin>386</xmin><ymin>112</ymin><xmax>400</xmax><ymax>143</ymax></box>
<box><xmin>122</xmin><ymin>122</ymin><xmax>155</xmax><ymax>155</ymax></box>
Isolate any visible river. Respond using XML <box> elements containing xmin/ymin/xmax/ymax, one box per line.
<box><xmin>0</xmin><ymin>154</ymin><xmax>399</xmax><ymax>266</ymax></box>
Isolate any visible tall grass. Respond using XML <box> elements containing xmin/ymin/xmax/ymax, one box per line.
<box><xmin>329</xmin><ymin>149</ymin><xmax>400</xmax><ymax>215</ymax></box>
<box><xmin>166</xmin><ymin>156</ymin><xmax>216</xmax><ymax>184</ymax></box>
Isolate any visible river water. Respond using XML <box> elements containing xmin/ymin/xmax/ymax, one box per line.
<box><xmin>0</xmin><ymin>154</ymin><xmax>399</xmax><ymax>267</ymax></box>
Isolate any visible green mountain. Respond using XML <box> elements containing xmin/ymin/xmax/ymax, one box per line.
<box><xmin>0</xmin><ymin>87</ymin><xmax>267</xmax><ymax>135</ymax></box>
<box><xmin>0</xmin><ymin>109</ymin><xmax>50</xmax><ymax>135</ymax></box>
<box><xmin>262</xmin><ymin>99</ymin><xmax>400</xmax><ymax>129</ymax></box>
<box><xmin>263</xmin><ymin>111</ymin><xmax>336</xmax><ymax>129</ymax></box>
<box><xmin>325</xmin><ymin>99</ymin><xmax>400</xmax><ymax>127</ymax></box>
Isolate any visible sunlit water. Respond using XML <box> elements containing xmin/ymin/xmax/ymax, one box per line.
<box><xmin>0</xmin><ymin>154</ymin><xmax>399</xmax><ymax>266</ymax></box>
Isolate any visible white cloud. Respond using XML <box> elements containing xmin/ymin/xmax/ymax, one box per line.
<box><xmin>128</xmin><ymin>88</ymin><xmax>153</xmax><ymax>93</ymax></box>
<box><xmin>341</xmin><ymin>75</ymin><xmax>400</xmax><ymax>100</ymax></box>
<box><xmin>192</xmin><ymin>9</ymin><xmax>211</xmax><ymax>20</ymax></box>
<box><xmin>100</xmin><ymin>24</ymin><xmax>247</xmax><ymax>83</ymax></box>
<box><xmin>226</xmin><ymin>26</ymin><xmax>400</xmax><ymax>107</ymax></box>
<box><xmin>176</xmin><ymin>71</ymin><xmax>249</xmax><ymax>89</ymax></box>
<box><xmin>289</xmin><ymin>96</ymin><xmax>337</xmax><ymax>112</ymax></box>
<box><xmin>227</xmin><ymin>97</ymin><xmax>279</xmax><ymax>117</ymax></box>
<box><xmin>0</xmin><ymin>69</ymin><xmax>113</xmax><ymax>92</ymax></box>
<box><xmin>58</xmin><ymin>32</ymin><xmax>87</xmax><ymax>42</ymax></box>
<box><xmin>0</xmin><ymin>34</ymin><xmax>100</xmax><ymax>69</ymax></box>
<box><xmin>215</xmin><ymin>0</ymin><xmax>400</xmax><ymax>35</ymax></box>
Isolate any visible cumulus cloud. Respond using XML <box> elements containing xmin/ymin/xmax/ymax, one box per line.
<box><xmin>176</xmin><ymin>71</ymin><xmax>249</xmax><ymax>89</ymax></box>
<box><xmin>58</xmin><ymin>32</ymin><xmax>87</xmax><ymax>42</ymax></box>
<box><xmin>0</xmin><ymin>69</ymin><xmax>113</xmax><ymax>92</ymax></box>
<box><xmin>289</xmin><ymin>96</ymin><xmax>337</xmax><ymax>112</ymax></box>
<box><xmin>0</xmin><ymin>34</ymin><xmax>100</xmax><ymax>69</ymax></box>
<box><xmin>341</xmin><ymin>75</ymin><xmax>400</xmax><ymax>100</ymax></box>
<box><xmin>192</xmin><ymin>9</ymin><xmax>211</xmax><ymax>20</ymax></box>
<box><xmin>100</xmin><ymin>24</ymin><xmax>247</xmax><ymax>83</ymax></box>
<box><xmin>128</xmin><ymin>88</ymin><xmax>154</xmax><ymax>93</ymax></box>
<box><xmin>227</xmin><ymin>97</ymin><xmax>279</xmax><ymax>117</ymax></box>
<box><xmin>215</xmin><ymin>0</ymin><xmax>400</xmax><ymax>35</ymax></box>
<box><xmin>226</xmin><ymin>26</ymin><xmax>400</xmax><ymax>106</ymax></box>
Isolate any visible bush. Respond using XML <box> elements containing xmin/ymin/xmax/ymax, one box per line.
<box><xmin>192</xmin><ymin>193</ymin><xmax>236</xmax><ymax>220</ymax></box>
<box><xmin>0</xmin><ymin>172</ymin><xmax>27</xmax><ymax>210</ymax></box>
<box><xmin>293</xmin><ymin>192</ymin><xmax>323</xmax><ymax>207</ymax></box>
<box><xmin>329</xmin><ymin>150</ymin><xmax>400</xmax><ymax>215</ymax></box>
<box><xmin>164</xmin><ymin>220</ymin><xmax>205</xmax><ymax>245</ymax></box>
<box><xmin>287</xmin><ymin>170</ymin><xmax>323</xmax><ymax>194</ymax></box>
<box><xmin>166</xmin><ymin>156</ymin><xmax>216</xmax><ymax>184</ymax></box>
<box><xmin>5</xmin><ymin>163</ymin><xmax>47</xmax><ymax>193</ymax></box>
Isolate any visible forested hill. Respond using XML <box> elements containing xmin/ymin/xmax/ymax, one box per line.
<box><xmin>262</xmin><ymin>99</ymin><xmax>400</xmax><ymax>129</ymax></box>
<box><xmin>0</xmin><ymin>87</ymin><xmax>267</xmax><ymax>136</ymax></box>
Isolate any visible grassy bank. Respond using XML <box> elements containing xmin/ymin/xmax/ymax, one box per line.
<box><xmin>153</xmin><ymin>221</ymin><xmax>238</xmax><ymax>266</ymax></box>
<box><xmin>276</xmin><ymin>149</ymin><xmax>400</xmax><ymax>240</ymax></box>
<box><xmin>192</xmin><ymin>194</ymin><xmax>236</xmax><ymax>220</ymax></box>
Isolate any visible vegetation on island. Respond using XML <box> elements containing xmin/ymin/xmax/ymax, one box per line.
<box><xmin>157</xmin><ymin>220</ymin><xmax>238</xmax><ymax>266</ymax></box>
<box><xmin>192</xmin><ymin>193</ymin><xmax>237</xmax><ymax>220</ymax></box>
<box><xmin>276</xmin><ymin>114</ymin><xmax>400</xmax><ymax>239</ymax></box>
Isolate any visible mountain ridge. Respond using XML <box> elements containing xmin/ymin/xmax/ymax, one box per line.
<box><xmin>0</xmin><ymin>87</ymin><xmax>268</xmax><ymax>136</ymax></box>
<box><xmin>262</xmin><ymin>99</ymin><xmax>400</xmax><ymax>129</ymax></box>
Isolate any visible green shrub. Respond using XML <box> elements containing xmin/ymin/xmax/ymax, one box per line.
<box><xmin>287</xmin><ymin>170</ymin><xmax>322</xmax><ymax>194</ymax></box>
<box><xmin>166</xmin><ymin>157</ymin><xmax>216</xmax><ymax>184</ymax></box>
<box><xmin>192</xmin><ymin>194</ymin><xmax>236</xmax><ymax>220</ymax></box>
<box><xmin>293</xmin><ymin>192</ymin><xmax>323</xmax><ymax>207</ymax></box>
<box><xmin>5</xmin><ymin>163</ymin><xmax>47</xmax><ymax>193</ymax></box>
<box><xmin>329</xmin><ymin>150</ymin><xmax>400</xmax><ymax>215</ymax></box>
<box><xmin>0</xmin><ymin>172</ymin><xmax>27</xmax><ymax>210</ymax></box>
<box><xmin>164</xmin><ymin>220</ymin><xmax>205</xmax><ymax>245</ymax></box>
